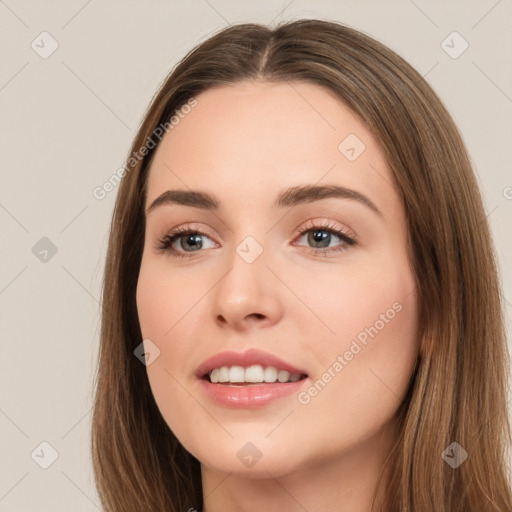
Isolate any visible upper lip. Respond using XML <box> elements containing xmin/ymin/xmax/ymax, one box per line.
<box><xmin>195</xmin><ymin>348</ymin><xmax>307</xmax><ymax>378</ymax></box>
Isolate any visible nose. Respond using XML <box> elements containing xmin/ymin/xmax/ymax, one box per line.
<box><xmin>212</xmin><ymin>239</ymin><xmax>284</xmax><ymax>331</ymax></box>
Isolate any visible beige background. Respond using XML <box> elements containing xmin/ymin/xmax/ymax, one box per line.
<box><xmin>1</xmin><ymin>1</ymin><xmax>511</xmax><ymax>510</ymax></box>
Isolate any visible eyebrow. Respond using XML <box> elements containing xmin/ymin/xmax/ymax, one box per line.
<box><xmin>145</xmin><ymin>184</ymin><xmax>382</xmax><ymax>217</ymax></box>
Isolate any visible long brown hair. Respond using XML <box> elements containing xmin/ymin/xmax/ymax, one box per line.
<box><xmin>91</xmin><ymin>19</ymin><xmax>512</xmax><ymax>511</ymax></box>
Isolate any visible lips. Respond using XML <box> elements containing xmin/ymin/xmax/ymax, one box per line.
<box><xmin>195</xmin><ymin>348</ymin><xmax>308</xmax><ymax>381</ymax></box>
<box><xmin>195</xmin><ymin>349</ymin><xmax>309</xmax><ymax>407</ymax></box>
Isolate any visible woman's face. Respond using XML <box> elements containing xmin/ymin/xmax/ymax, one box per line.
<box><xmin>136</xmin><ymin>80</ymin><xmax>420</xmax><ymax>477</ymax></box>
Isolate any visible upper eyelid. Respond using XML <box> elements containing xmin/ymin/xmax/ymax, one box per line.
<box><xmin>297</xmin><ymin>219</ymin><xmax>356</xmax><ymax>239</ymax></box>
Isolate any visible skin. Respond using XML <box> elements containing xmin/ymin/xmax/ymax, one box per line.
<box><xmin>136</xmin><ymin>80</ymin><xmax>420</xmax><ymax>512</ymax></box>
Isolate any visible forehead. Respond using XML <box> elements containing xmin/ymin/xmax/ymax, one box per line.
<box><xmin>144</xmin><ymin>80</ymin><xmax>396</xmax><ymax>213</ymax></box>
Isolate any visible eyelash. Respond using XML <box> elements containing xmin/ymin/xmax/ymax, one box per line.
<box><xmin>154</xmin><ymin>220</ymin><xmax>356</xmax><ymax>260</ymax></box>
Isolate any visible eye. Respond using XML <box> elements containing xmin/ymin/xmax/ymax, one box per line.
<box><xmin>154</xmin><ymin>220</ymin><xmax>356</xmax><ymax>259</ymax></box>
<box><xmin>154</xmin><ymin>224</ymin><xmax>217</xmax><ymax>259</ymax></box>
<box><xmin>293</xmin><ymin>220</ymin><xmax>356</xmax><ymax>257</ymax></box>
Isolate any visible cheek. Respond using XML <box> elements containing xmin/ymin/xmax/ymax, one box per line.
<box><xmin>136</xmin><ymin>255</ymin><xmax>205</xmax><ymax>339</ymax></box>
<box><xmin>288</xmin><ymin>249</ymin><xmax>417</xmax><ymax>357</ymax></box>
<box><xmin>136</xmin><ymin>256</ymin><xmax>212</xmax><ymax>436</ymax></box>
<box><xmin>296</xmin><ymin>265</ymin><xmax>419</xmax><ymax>427</ymax></box>
<box><xmin>136</xmin><ymin>261</ymin><xmax>200</xmax><ymax>377</ymax></box>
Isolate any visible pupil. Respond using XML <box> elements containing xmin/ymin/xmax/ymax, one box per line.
<box><xmin>184</xmin><ymin>234</ymin><xmax>202</xmax><ymax>251</ymax></box>
<box><xmin>310</xmin><ymin>230</ymin><xmax>329</xmax><ymax>248</ymax></box>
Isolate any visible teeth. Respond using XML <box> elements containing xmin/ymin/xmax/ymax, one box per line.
<box><xmin>208</xmin><ymin>365</ymin><xmax>302</xmax><ymax>384</ymax></box>
<box><xmin>229</xmin><ymin>366</ymin><xmax>245</xmax><ymax>383</ymax></box>
<box><xmin>277</xmin><ymin>370</ymin><xmax>290</xmax><ymax>382</ymax></box>
<box><xmin>263</xmin><ymin>366</ymin><xmax>277</xmax><ymax>382</ymax></box>
<box><xmin>218</xmin><ymin>366</ymin><xmax>230</xmax><ymax>383</ymax></box>
<box><xmin>245</xmin><ymin>365</ymin><xmax>264</xmax><ymax>383</ymax></box>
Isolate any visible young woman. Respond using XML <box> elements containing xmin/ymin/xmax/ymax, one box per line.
<box><xmin>91</xmin><ymin>19</ymin><xmax>512</xmax><ymax>512</ymax></box>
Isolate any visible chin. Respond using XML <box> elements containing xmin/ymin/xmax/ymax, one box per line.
<box><xmin>188</xmin><ymin>435</ymin><xmax>306</xmax><ymax>478</ymax></box>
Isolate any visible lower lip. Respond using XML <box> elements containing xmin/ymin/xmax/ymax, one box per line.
<box><xmin>198</xmin><ymin>377</ymin><xmax>308</xmax><ymax>408</ymax></box>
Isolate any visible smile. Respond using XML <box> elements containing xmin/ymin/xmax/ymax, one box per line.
<box><xmin>196</xmin><ymin>349</ymin><xmax>309</xmax><ymax>407</ymax></box>
<box><xmin>208</xmin><ymin>365</ymin><xmax>304</xmax><ymax>384</ymax></box>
